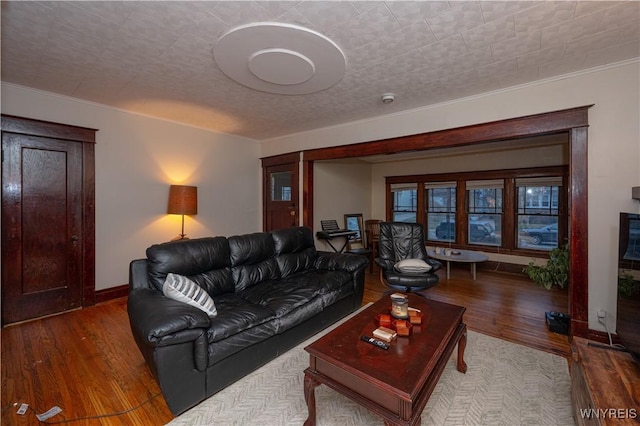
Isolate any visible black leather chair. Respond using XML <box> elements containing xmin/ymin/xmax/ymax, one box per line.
<box><xmin>375</xmin><ymin>222</ymin><xmax>442</xmax><ymax>293</ymax></box>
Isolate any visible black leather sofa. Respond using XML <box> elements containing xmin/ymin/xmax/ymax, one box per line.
<box><xmin>127</xmin><ymin>226</ymin><xmax>367</xmax><ymax>415</ymax></box>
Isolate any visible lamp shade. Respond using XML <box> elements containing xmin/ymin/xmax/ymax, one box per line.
<box><xmin>167</xmin><ymin>185</ymin><xmax>198</xmax><ymax>215</ymax></box>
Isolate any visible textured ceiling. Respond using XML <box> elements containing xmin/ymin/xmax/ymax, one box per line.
<box><xmin>2</xmin><ymin>1</ymin><xmax>639</xmax><ymax>141</ymax></box>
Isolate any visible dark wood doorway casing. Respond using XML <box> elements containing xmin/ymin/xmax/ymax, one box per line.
<box><xmin>261</xmin><ymin>152</ymin><xmax>300</xmax><ymax>232</ymax></box>
<box><xmin>1</xmin><ymin>115</ymin><xmax>96</xmax><ymax>325</ymax></box>
<box><xmin>298</xmin><ymin>105</ymin><xmax>592</xmax><ymax>339</ymax></box>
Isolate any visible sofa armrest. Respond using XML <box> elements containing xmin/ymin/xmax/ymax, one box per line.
<box><xmin>314</xmin><ymin>251</ymin><xmax>368</xmax><ymax>273</ymax></box>
<box><xmin>129</xmin><ymin>259</ymin><xmax>151</xmax><ymax>290</ymax></box>
<box><xmin>315</xmin><ymin>251</ymin><xmax>367</xmax><ymax>310</ymax></box>
<box><xmin>127</xmin><ymin>288</ymin><xmax>211</xmax><ymax>347</ymax></box>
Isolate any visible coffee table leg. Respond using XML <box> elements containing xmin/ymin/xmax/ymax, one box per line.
<box><xmin>457</xmin><ymin>328</ymin><xmax>468</xmax><ymax>373</ymax></box>
<box><xmin>304</xmin><ymin>373</ymin><xmax>320</xmax><ymax>426</ymax></box>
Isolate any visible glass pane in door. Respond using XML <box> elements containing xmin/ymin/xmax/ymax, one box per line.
<box><xmin>271</xmin><ymin>172</ymin><xmax>291</xmax><ymax>201</ymax></box>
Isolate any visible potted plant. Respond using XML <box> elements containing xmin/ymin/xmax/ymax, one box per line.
<box><xmin>523</xmin><ymin>244</ymin><xmax>570</xmax><ymax>334</ymax></box>
<box><xmin>618</xmin><ymin>270</ymin><xmax>640</xmax><ymax>298</ymax></box>
<box><xmin>523</xmin><ymin>243</ymin><xmax>569</xmax><ymax>290</ymax></box>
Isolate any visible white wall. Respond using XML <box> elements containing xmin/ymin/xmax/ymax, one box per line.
<box><xmin>313</xmin><ymin>161</ymin><xmax>372</xmax><ymax>251</ymax></box>
<box><xmin>1</xmin><ymin>83</ymin><xmax>262</xmax><ymax>290</ymax></box>
<box><xmin>262</xmin><ymin>61</ymin><xmax>640</xmax><ymax>332</ymax></box>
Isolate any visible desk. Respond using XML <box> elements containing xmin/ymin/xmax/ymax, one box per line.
<box><xmin>427</xmin><ymin>249</ymin><xmax>488</xmax><ymax>280</ymax></box>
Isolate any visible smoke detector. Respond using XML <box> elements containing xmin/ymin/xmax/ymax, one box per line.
<box><xmin>381</xmin><ymin>93</ymin><xmax>395</xmax><ymax>104</ymax></box>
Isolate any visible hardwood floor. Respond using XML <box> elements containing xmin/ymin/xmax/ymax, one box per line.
<box><xmin>2</xmin><ymin>266</ymin><xmax>569</xmax><ymax>425</ymax></box>
<box><xmin>1</xmin><ymin>298</ymin><xmax>173</xmax><ymax>425</ymax></box>
<box><xmin>364</xmin><ymin>265</ymin><xmax>571</xmax><ymax>357</ymax></box>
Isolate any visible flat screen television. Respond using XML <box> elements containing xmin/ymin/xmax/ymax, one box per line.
<box><xmin>616</xmin><ymin>212</ymin><xmax>640</xmax><ymax>362</ymax></box>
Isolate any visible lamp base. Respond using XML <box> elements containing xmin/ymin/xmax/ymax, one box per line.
<box><xmin>171</xmin><ymin>234</ymin><xmax>190</xmax><ymax>241</ymax></box>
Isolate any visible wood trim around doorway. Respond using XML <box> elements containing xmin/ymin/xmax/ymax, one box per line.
<box><xmin>299</xmin><ymin>105</ymin><xmax>593</xmax><ymax>339</ymax></box>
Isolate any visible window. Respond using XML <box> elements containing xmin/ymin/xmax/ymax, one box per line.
<box><xmin>385</xmin><ymin>166</ymin><xmax>566</xmax><ymax>253</ymax></box>
<box><xmin>516</xmin><ymin>177</ymin><xmax>562</xmax><ymax>251</ymax></box>
<box><xmin>391</xmin><ymin>183</ymin><xmax>417</xmax><ymax>222</ymax></box>
<box><xmin>425</xmin><ymin>182</ymin><xmax>456</xmax><ymax>242</ymax></box>
<box><xmin>270</xmin><ymin>172</ymin><xmax>291</xmax><ymax>201</ymax></box>
<box><xmin>467</xmin><ymin>180</ymin><xmax>502</xmax><ymax>246</ymax></box>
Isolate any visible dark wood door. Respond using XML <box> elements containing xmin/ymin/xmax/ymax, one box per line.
<box><xmin>262</xmin><ymin>153</ymin><xmax>299</xmax><ymax>232</ymax></box>
<box><xmin>1</xmin><ymin>116</ymin><xmax>95</xmax><ymax>325</ymax></box>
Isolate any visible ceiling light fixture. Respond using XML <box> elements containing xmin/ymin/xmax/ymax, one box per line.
<box><xmin>381</xmin><ymin>93</ymin><xmax>395</xmax><ymax>104</ymax></box>
<box><xmin>213</xmin><ymin>22</ymin><xmax>346</xmax><ymax>95</ymax></box>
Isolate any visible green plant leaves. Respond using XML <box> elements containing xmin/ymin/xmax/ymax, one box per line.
<box><xmin>523</xmin><ymin>244</ymin><xmax>569</xmax><ymax>289</ymax></box>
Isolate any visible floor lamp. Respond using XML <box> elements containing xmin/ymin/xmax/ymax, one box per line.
<box><xmin>167</xmin><ymin>185</ymin><xmax>197</xmax><ymax>240</ymax></box>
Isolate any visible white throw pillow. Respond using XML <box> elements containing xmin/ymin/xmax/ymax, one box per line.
<box><xmin>162</xmin><ymin>273</ymin><xmax>217</xmax><ymax>317</ymax></box>
<box><xmin>394</xmin><ymin>258</ymin><xmax>432</xmax><ymax>273</ymax></box>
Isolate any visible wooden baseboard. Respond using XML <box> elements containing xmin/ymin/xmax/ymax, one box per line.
<box><xmin>94</xmin><ymin>284</ymin><xmax>129</xmax><ymax>304</ymax></box>
<box><xmin>471</xmin><ymin>260</ymin><xmax>528</xmax><ymax>276</ymax></box>
<box><xmin>586</xmin><ymin>328</ymin><xmax>621</xmax><ymax>345</ymax></box>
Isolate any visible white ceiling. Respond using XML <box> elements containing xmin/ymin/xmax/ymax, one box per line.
<box><xmin>2</xmin><ymin>1</ymin><xmax>639</xmax><ymax>141</ymax></box>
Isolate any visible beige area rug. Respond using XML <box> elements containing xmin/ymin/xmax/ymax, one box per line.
<box><xmin>169</xmin><ymin>312</ymin><xmax>574</xmax><ymax>426</ymax></box>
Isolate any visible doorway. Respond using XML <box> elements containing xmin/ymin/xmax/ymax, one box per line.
<box><xmin>262</xmin><ymin>152</ymin><xmax>299</xmax><ymax>232</ymax></box>
<box><xmin>300</xmin><ymin>106</ymin><xmax>591</xmax><ymax>339</ymax></box>
<box><xmin>1</xmin><ymin>115</ymin><xmax>96</xmax><ymax>325</ymax></box>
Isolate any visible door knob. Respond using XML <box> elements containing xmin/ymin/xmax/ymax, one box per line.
<box><xmin>71</xmin><ymin>235</ymin><xmax>79</xmax><ymax>242</ymax></box>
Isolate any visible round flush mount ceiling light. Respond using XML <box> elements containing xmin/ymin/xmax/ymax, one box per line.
<box><xmin>213</xmin><ymin>22</ymin><xmax>346</xmax><ymax>95</ymax></box>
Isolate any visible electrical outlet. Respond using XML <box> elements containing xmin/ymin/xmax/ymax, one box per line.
<box><xmin>597</xmin><ymin>309</ymin><xmax>606</xmax><ymax>319</ymax></box>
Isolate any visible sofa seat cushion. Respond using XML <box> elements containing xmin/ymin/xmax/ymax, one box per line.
<box><xmin>238</xmin><ymin>278</ymin><xmax>319</xmax><ymax>318</ymax></box>
<box><xmin>206</xmin><ymin>294</ymin><xmax>276</xmax><ymax>343</ymax></box>
<box><xmin>207</xmin><ymin>322</ymin><xmax>278</xmax><ymax>365</ymax></box>
<box><xmin>273</xmin><ymin>295</ymin><xmax>325</xmax><ymax>333</ymax></box>
<box><xmin>238</xmin><ymin>269</ymin><xmax>352</xmax><ymax>316</ymax></box>
<box><xmin>298</xmin><ymin>269</ymin><xmax>352</xmax><ymax>295</ymax></box>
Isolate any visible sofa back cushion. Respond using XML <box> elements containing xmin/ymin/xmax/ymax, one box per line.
<box><xmin>271</xmin><ymin>227</ymin><xmax>317</xmax><ymax>277</ymax></box>
<box><xmin>229</xmin><ymin>232</ymin><xmax>280</xmax><ymax>292</ymax></box>
<box><xmin>146</xmin><ymin>237</ymin><xmax>234</xmax><ymax>297</ymax></box>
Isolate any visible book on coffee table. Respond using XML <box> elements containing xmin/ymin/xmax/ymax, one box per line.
<box><xmin>373</xmin><ymin>326</ymin><xmax>397</xmax><ymax>342</ymax></box>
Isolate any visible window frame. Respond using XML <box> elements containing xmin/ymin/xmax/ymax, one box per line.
<box><xmin>390</xmin><ymin>183</ymin><xmax>418</xmax><ymax>223</ymax></box>
<box><xmin>466</xmin><ymin>180</ymin><xmax>504</xmax><ymax>247</ymax></box>
<box><xmin>425</xmin><ymin>183</ymin><xmax>457</xmax><ymax>243</ymax></box>
<box><xmin>385</xmin><ymin>166</ymin><xmax>568</xmax><ymax>256</ymax></box>
<box><xmin>516</xmin><ymin>177</ymin><xmax>563</xmax><ymax>251</ymax></box>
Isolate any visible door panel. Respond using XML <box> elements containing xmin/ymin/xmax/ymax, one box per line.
<box><xmin>2</xmin><ymin>133</ymin><xmax>83</xmax><ymax>324</ymax></box>
<box><xmin>263</xmin><ymin>161</ymin><xmax>299</xmax><ymax>232</ymax></box>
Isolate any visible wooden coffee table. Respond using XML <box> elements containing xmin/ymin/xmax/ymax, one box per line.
<box><xmin>303</xmin><ymin>294</ymin><xmax>467</xmax><ymax>426</ymax></box>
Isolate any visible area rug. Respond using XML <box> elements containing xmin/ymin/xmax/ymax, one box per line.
<box><xmin>169</xmin><ymin>316</ymin><xmax>573</xmax><ymax>426</ymax></box>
